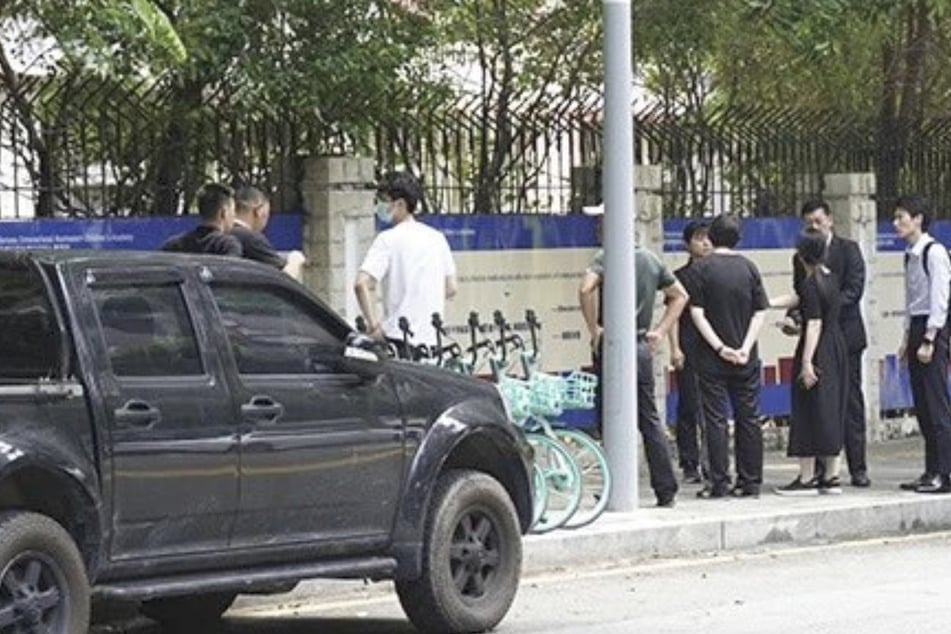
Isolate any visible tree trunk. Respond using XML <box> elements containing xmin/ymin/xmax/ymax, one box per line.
<box><xmin>876</xmin><ymin>1</ymin><xmax>931</xmax><ymax>217</ymax></box>
<box><xmin>150</xmin><ymin>77</ymin><xmax>203</xmax><ymax>215</ymax></box>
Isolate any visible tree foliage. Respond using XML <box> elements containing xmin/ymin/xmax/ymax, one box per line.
<box><xmin>6</xmin><ymin>0</ymin><xmax>951</xmax><ymax>215</ymax></box>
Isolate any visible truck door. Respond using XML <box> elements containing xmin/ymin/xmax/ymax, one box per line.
<box><xmin>202</xmin><ymin>273</ymin><xmax>405</xmax><ymax>551</ymax></box>
<box><xmin>79</xmin><ymin>266</ymin><xmax>240</xmax><ymax>560</ymax></box>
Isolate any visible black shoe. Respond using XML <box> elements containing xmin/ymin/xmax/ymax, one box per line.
<box><xmin>819</xmin><ymin>476</ymin><xmax>843</xmax><ymax>495</ymax></box>
<box><xmin>774</xmin><ymin>476</ymin><xmax>819</xmax><ymax>497</ymax></box>
<box><xmin>682</xmin><ymin>469</ymin><xmax>703</xmax><ymax>485</ymax></box>
<box><xmin>730</xmin><ymin>484</ymin><xmax>760</xmax><ymax>498</ymax></box>
<box><xmin>850</xmin><ymin>473</ymin><xmax>871</xmax><ymax>488</ymax></box>
<box><xmin>697</xmin><ymin>485</ymin><xmax>728</xmax><ymax>499</ymax></box>
<box><xmin>915</xmin><ymin>476</ymin><xmax>951</xmax><ymax>494</ymax></box>
<box><xmin>901</xmin><ymin>473</ymin><xmax>937</xmax><ymax>491</ymax></box>
<box><xmin>656</xmin><ymin>493</ymin><xmax>677</xmax><ymax>507</ymax></box>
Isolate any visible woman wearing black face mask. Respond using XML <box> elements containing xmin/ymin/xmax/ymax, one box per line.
<box><xmin>771</xmin><ymin>228</ymin><xmax>848</xmax><ymax>496</ymax></box>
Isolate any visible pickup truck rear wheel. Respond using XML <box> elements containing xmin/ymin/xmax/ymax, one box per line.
<box><xmin>396</xmin><ymin>469</ymin><xmax>522</xmax><ymax>634</ymax></box>
<box><xmin>140</xmin><ymin>591</ymin><xmax>236</xmax><ymax>627</ymax></box>
<box><xmin>0</xmin><ymin>511</ymin><xmax>90</xmax><ymax>634</ymax></box>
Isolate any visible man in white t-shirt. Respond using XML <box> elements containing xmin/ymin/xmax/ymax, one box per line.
<box><xmin>354</xmin><ymin>171</ymin><xmax>457</xmax><ymax>354</ymax></box>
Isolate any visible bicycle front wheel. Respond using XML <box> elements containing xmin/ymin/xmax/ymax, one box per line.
<box><xmin>551</xmin><ymin>428</ymin><xmax>611</xmax><ymax>529</ymax></box>
<box><xmin>530</xmin><ymin>461</ymin><xmax>549</xmax><ymax>530</ymax></box>
<box><xmin>527</xmin><ymin>433</ymin><xmax>581</xmax><ymax>533</ymax></box>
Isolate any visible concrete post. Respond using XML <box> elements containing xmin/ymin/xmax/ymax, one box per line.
<box><xmin>635</xmin><ymin>165</ymin><xmax>667</xmax><ymax>425</ymax></box>
<box><xmin>823</xmin><ymin>172</ymin><xmax>881</xmax><ymax>441</ymax></box>
<box><xmin>299</xmin><ymin>157</ymin><xmax>377</xmax><ymax>321</ymax></box>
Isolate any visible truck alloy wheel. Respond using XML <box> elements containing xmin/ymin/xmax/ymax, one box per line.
<box><xmin>0</xmin><ymin>512</ymin><xmax>89</xmax><ymax>634</ymax></box>
<box><xmin>396</xmin><ymin>469</ymin><xmax>522</xmax><ymax>634</ymax></box>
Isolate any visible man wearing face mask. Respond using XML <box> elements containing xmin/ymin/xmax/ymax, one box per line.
<box><xmin>354</xmin><ymin>171</ymin><xmax>457</xmax><ymax>355</ymax></box>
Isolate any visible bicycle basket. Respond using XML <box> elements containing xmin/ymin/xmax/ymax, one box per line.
<box><xmin>561</xmin><ymin>370</ymin><xmax>598</xmax><ymax>409</ymax></box>
<box><xmin>498</xmin><ymin>376</ymin><xmax>533</xmax><ymax>423</ymax></box>
<box><xmin>528</xmin><ymin>373</ymin><xmax>565</xmax><ymax>417</ymax></box>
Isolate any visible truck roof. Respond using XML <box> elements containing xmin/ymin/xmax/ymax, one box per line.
<box><xmin>0</xmin><ymin>249</ymin><xmax>271</xmax><ymax>272</ymax></box>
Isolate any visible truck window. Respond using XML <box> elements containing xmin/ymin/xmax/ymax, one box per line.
<box><xmin>0</xmin><ymin>262</ymin><xmax>59</xmax><ymax>380</ymax></box>
<box><xmin>211</xmin><ymin>284</ymin><xmax>341</xmax><ymax>375</ymax></box>
<box><xmin>92</xmin><ymin>285</ymin><xmax>203</xmax><ymax>377</ymax></box>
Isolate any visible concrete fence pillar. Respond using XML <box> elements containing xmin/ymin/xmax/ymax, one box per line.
<box><xmin>299</xmin><ymin>156</ymin><xmax>377</xmax><ymax>321</ymax></box>
<box><xmin>635</xmin><ymin>165</ymin><xmax>668</xmax><ymax>424</ymax></box>
<box><xmin>823</xmin><ymin>172</ymin><xmax>882</xmax><ymax>441</ymax></box>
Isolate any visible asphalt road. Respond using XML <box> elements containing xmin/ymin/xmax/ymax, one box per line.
<box><xmin>94</xmin><ymin>531</ymin><xmax>951</xmax><ymax>633</ymax></box>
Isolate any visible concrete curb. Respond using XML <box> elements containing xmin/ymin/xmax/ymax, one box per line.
<box><xmin>523</xmin><ymin>494</ymin><xmax>951</xmax><ymax>574</ymax></box>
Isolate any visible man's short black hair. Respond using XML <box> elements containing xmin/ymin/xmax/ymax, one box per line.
<box><xmin>708</xmin><ymin>214</ymin><xmax>741</xmax><ymax>248</ymax></box>
<box><xmin>895</xmin><ymin>193</ymin><xmax>931</xmax><ymax>232</ymax></box>
<box><xmin>796</xmin><ymin>227</ymin><xmax>826</xmax><ymax>266</ymax></box>
<box><xmin>197</xmin><ymin>183</ymin><xmax>235</xmax><ymax>221</ymax></box>
<box><xmin>682</xmin><ymin>219</ymin><xmax>709</xmax><ymax>244</ymax></box>
<box><xmin>800</xmin><ymin>199</ymin><xmax>830</xmax><ymax>217</ymax></box>
<box><xmin>234</xmin><ymin>185</ymin><xmax>268</xmax><ymax>215</ymax></box>
<box><xmin>377</xmin><ymin>171</ymin><xmax>422</xmax><ymax>213</ymax></box>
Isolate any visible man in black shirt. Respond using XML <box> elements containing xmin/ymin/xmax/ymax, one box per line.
<box><xmin>669</xmin><ymin>219</ymin><xmax>712</xmax><ymax>484</ymax></box>
<box><xmin>161</xmin><ymin>183</ymin><xmax>242</xmax><ymax>256</ymax></box>
<box><xmin>690</xmin><ymin>214</ymin><xmax>769</xmax><ymax>498</ymax></box>
<box><xmin>232</xmin><ymin>186</ymin><xmax>306</xmax><ymax>279</ymax></box>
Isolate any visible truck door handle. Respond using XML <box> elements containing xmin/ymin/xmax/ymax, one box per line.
<box><xmin>241</xmin><ymin>395</ymin><xmax>284</xmax><ymax>424</ymax></box>
<box><xmin>115</xmin><ymin>400</ymin><xmax>161</xmax><ymax>428</ymax></box>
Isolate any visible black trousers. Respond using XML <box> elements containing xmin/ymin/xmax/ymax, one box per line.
<box><xmin>907</xmin><ymin>317</ymin><xmax>951</xmax><ymax>476</ymax></box>
<box><xmin>675</xmin><ymin>361</ymin><xmax>703</xmax><ymax>473</ymax></box>
<box><xmin>843</xmin><ymin>349</ymin><xmax>867</xmax><ymax>476</ymax></box>
<box><xmin>593</xmin><ymin>342</ymin><xmax>678</xmax><ymax>498</ymax></box>
<box><xmin>636</xmin><ymin>342</ymin><xmax>679</xmax><ymax>499</ymax></box>
<box><xmin>698</xmin><ymin>360</ymin><xmax>763</xmax><ymax>492</ymax></box>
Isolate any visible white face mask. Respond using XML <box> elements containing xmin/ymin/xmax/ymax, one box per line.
<box><xmin>374</xmin><ymin>201</ymin><xmax>394</xmax><ymax>225</ymax></box>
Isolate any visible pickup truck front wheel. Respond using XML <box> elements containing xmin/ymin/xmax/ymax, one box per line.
<box><xmin>0</xmin><ymin>511</ymin><xmax>90</xmax><ymax>634</ymax></box>
<box><xmin>396</xmin><ymin>469</ymin><xmax>522</xmax><ymax>634</ymax></box>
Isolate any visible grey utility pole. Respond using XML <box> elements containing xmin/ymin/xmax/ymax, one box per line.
<box><xmin>602</xmin><ymin>0</ymin><xmax>639</xmax><ymax>511</ymax></box>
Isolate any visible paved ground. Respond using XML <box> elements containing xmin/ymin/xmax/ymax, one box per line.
<box><xmin>226</xmin><ymin>532</ymin><xmax>951</xmax><ymax>634</ymax></box>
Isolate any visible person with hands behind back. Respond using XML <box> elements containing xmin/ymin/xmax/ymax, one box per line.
<box><xmin>894</xmin><ymin>194</ymin><xmax>951</xmax><ymax>494</ymax></box>
<box><xmin>770</xmin><ymin>229</ymin><xmax>849</xmax><ymax>495</ymax></box>
<box><xmin>689</xmin><ymin>214</ymin><xmax>769</xmax><ymax>500</ymax></box>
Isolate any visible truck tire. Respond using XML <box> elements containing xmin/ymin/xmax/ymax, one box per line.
<box><xmin>0</xmin><ymin>511</ymin><xmax>90</xmax><ymax>634</ymax></box>
<box><xmin>140</xmin><ymin>591</ymin><xmax>237</xmax><ymax>627</ymax></box>
<box><xmin>396</xmin><ymin>469</ymin><xmax>522</xmax><ymax>634</ymax></box>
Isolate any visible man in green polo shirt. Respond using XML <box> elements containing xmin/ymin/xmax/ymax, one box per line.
<box><xmin>579</xmin><ymin>205</ymin><xmax>688</xmax><ymax>507</ymax></box>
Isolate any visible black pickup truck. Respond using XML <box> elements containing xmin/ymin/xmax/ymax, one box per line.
<box><xmin>0</xmin><ymin>250</ymin><xmax>533</xmax><ymax>634</ymax></box>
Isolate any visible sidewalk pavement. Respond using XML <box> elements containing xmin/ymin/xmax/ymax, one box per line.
<box><xmin>233</xmin><ymin>435</ymin><xmax>951</xmax><ymax>613</ymax></box>
<box><xmin>526</xmin><ymin>435</ymin><xmax>950</xmax><ymax>573</ymax></box>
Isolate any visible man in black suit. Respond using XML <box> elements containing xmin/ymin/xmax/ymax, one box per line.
<box><xmin>232</xmin><ymin>186</ymin><xmax>305</xmax><ymax>280</ymax></box>
<box><xmin>787</xmin><ymin>199</ymin><xmax>870</xmax><ymax>487</ymax></box>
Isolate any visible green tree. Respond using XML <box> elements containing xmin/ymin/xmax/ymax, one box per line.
<box><xmin>411</xmin><ymin>0</ymin><xmax>602</xmax><ymax>213</ymax></box>
<box><xmin>0</xmin><ymin>0</ymin><xmax>444</xmax><ymax>215</ymax></box>
<box><xmin>715</xmin><ymin>0</ymin><xmax>951</xmax><ymax>208</ymax></box>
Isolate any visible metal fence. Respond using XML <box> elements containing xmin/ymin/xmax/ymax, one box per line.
<box><xmin>3</xmin><ymin>70</ymin><xmax>951</xmax><ymax>219</ymax></box>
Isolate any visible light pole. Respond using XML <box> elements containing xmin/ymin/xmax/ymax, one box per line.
<box><xmin>601</xmin><ymin>0</ymin><xmax>638</xmax><ymax>511</ymax></box>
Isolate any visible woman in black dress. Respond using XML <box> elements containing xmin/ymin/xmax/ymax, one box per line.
<box><xmin>771</xmin><ymin>228</ymin><xmax>849</xmax><ymax>495</ymax></box>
